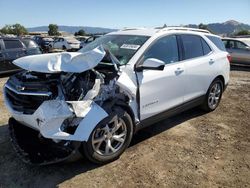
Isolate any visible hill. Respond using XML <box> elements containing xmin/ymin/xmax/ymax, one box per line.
<box><xmin>187</xmin><ymin>20</ymin><xmax>250</xmax><ymax>35</ymax></box>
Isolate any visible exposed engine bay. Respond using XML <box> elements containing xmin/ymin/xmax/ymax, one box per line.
<box><xmin>4</xmin><ymin>46</ymin><xmax>138</xmax><ymax>165</ymax></box>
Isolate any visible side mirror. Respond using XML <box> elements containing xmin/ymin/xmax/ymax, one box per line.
<box><xmin>136</xmin><ymin>58</ymin><xmax>165</xmax><ymax>71</ymax></box>
<box><xmin>245</xmin><ymin>46</ymin><xmax>250</xmax><ymax>50</ymax></box>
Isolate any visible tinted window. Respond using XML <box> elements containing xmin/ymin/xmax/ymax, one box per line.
<box><xmin>22</xmin><ymin>39</ymin><xmax>38</xmax><ymax>48</ymax></box>
<box><xmin>235</xmin><ymin>41</ymin><xmax>248</xmax><ymax>49</ymax></box>
<box><xmin>181</xmin><ymin>35</ymin><xmax>203</xmax><ymax>59</ymax></box>
<box><xmin>228</xmin><ymin>40</ymin><xmax>235</xmax><ymax>49</ymax></box>
<box><xmin>201</xmin><ymin>38</ymin><xmax>212</xmax><ymax>55</ymax></box>
<box><xmin>206</xmin><ymin>35</ymin><xmax>226</xmax><ymax>51</ymax></box>
<box><xmin>144</xmin><ymin>35</ymin><xmax>179</xmax><ymax>64</ymax></box>
<box><xmin>4</xmin><ymin>39</ymin><xmax>23</xmax><ymax>49</ymax></box>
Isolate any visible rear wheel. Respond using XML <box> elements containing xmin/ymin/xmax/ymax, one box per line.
<box><xmin>201</xmin><ymin>79</ymin><xmax>223</xmax><ymax>112</ymax></box>
<box><xmin>82</xmin><ymin>108</ymin><xmax>133</xmax><ymax>164</ymax></box>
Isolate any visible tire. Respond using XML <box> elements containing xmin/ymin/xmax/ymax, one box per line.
<box><xmin>201</xmin><ymin>78</ymin><xmax>223</xmax><ymax>112</ymax></box>
<box><xmin>82</xmin><ymin>107</ymin><xmax>133</xmax><ymax>164</ymax></box>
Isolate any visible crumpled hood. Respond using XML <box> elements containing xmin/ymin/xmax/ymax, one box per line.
<box><xmin>13</xmin><ymin>46</ymin><xmax>106</xmax><ymax>73</ymax></box>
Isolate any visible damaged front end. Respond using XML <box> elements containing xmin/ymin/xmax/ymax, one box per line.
<box><xmin>4</xmin><ymin>46</ymin><xmax>137</xmax><ymax>165</ymax></box>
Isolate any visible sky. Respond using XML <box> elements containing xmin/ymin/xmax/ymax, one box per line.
<box><xmin>0</xmin><ymin>0</ymin><xmax>249</xmax><ymax>29</ymax></box>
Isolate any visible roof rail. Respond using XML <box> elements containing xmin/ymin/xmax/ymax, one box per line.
<box><xmin>157</xmin><ymin>27</ymin><xmax>210</xmax><ymax>34</ymax></box>
<box><xmin>121</xmin><ymin>27</ymin><xmax>146</xmax><ymax>31</ymax></box>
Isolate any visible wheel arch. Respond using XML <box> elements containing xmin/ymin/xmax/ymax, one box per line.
<box><xmin>213</xmin><ymin>75</ymin><xmax>225</xmax><ymax>91</ymax></box>
<box><xmin>113</xmin><ymin>100</ymin><xmax>136</xmax><ymax>134</ymax></box>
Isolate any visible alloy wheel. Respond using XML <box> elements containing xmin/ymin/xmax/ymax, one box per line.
<box><xmin>91</xmin><ymin>117</ymin><xmax>127</xmax><ymax>156</ymax></box>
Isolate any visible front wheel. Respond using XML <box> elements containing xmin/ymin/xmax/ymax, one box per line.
<box><xmin>82</xmin><ymin>108</ymin><xmax>133</xmax><ymax>164</ymax></box>
<box><xmin>201</xmin><ymin>79</ymin><xmax>223</xmax><ymax>112</ymax></box>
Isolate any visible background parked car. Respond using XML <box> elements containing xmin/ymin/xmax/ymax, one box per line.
<box><xmin>0</xmin><ymin>37</ymin><xmax>42</xmax><ymax>74</ymax></box>
<box><xmin>21</xmin><ymin>38</ymin><xmax>42</xmax><ymax>55</ymax></box>
<box><xmin>33</xmin><ymin>36</ymin><xmax>54</xmax><ymax>53</ymax></box>
<box><xmin>0</xmin><ymin>37</ymin><xmax>27</xmax><ymax>74</ymax></box>
<box><xmin>222</xmin><ymin>38</ymin><xmax>250</xmax><ymax>65</ymax></box>
<box><xmin>76</xmin><ymin>36</ymin><xmax>89</xmax><ymax>48</ymax></box>
<box><xmin>79</xmin><ymin>35</ymin><xmax>102</xmax><ymax>48</ymax></box>
<box><xmin>49</xmin><ymin>37</ymin><xmax>80</xmax><ymax>51</ymax></box>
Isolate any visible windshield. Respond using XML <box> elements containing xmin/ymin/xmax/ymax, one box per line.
<box><xmin>22</xmin><ymin>39</ymin><xmax>39</xmax><ymax>48</ymax></box>
<box><xmin>79</xmin><ymin>35</ymin><xmax>149</xmax><ymax>65</ymax></box>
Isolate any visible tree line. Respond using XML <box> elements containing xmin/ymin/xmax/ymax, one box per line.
<box><xmin>0</xmin><ymin>23</ymin><xmax>87</xmax><ymax>36</ymax></box>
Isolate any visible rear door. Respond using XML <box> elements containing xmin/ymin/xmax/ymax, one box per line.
<box><xmin>53</xmin><ymin>38</ymin><xmax>62</xmax><ymax>49</ymax></box>
<box><xmin>179</xmin><ymin>34</ymin><xmax>214</xmax><ymax>102</ymax></box>
<box><xmin>233</xmin><ymin>41</ymin><xmax>250</xmax><ymax>64</ymax></box>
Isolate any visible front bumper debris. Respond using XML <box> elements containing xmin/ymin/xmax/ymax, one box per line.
<box><xmin>9</xmin><ymin>118</ymin><xmax>81</xmax><ymax>165</ymax></box>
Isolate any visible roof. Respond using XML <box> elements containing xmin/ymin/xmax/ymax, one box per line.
<box><xmin>108</xmin><ymin>27</ymin><xmax>211</xmax><ymax>37</ymax></box>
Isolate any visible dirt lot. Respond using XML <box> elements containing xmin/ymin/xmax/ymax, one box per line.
<box><xmin>0</xmin><ymin>69</ymin><xmax>249</xmax><ymax>188</ymax></box>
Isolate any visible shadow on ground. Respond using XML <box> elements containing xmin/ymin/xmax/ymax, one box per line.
<box><xmin>0</xmin><ymin>107</ymin><xmax>206</xmax><ymax>187</ymax></box>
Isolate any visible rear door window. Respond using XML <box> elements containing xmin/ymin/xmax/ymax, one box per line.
<box><xmin>3</xmin><ymin>39</ymin><xmax>23</xmax><ymax>49</ymax></box>
<box><xmin>181</xmin><ymin>35</ymin><xmax>203</xmax><ymax>60</ymax></box>
<box><xmin>235</xmin><ymin>41</ymin><xmax>248</xmax><ymax>50</ymax></box>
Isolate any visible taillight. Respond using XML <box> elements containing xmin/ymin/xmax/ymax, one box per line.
<box><xmin>227</xmin><ymin>54</ymin><xmax>232</xmax><ymax>63</ymax></box>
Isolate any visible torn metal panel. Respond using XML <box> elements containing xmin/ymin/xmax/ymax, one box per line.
<box><xmin>117</xmin><ymin>67</ymin><xmax>139</xmax><ymax>122</ymax></box>
<box><xmin>5</xmin><ymin>93</ymin><xmax>108</xmax><ymax>141</ymax></box>
<box><xmin>67</xmin><ymin>100</ymin><xmax>92</xmax><ymax>117</ymax></box>
<box><xmin>13</xmin><ymin>46</ymin><xmax>106</xmax><ymax>73</ymax></box>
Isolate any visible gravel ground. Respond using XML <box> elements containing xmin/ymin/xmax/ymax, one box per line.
<box><xmin>0</xmin><ymin>70</ymin><xmax>249</xmax><ymax>188</ymax></box>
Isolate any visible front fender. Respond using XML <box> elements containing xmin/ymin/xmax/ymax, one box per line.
<box><xmin>41</xmin><ymin>101</ymin><xmax>108</xmax><ymax>141</ymax></box>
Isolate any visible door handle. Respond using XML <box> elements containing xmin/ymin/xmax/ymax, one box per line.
<box><xmin>175</xmin><ymin>67</ymin><xmax>184</xmax><ymax>75</ymax></box>
<box><xmin>209</xmin><ymin>59</ymin><xmax>215</xmax><ymax>64</ymax></box>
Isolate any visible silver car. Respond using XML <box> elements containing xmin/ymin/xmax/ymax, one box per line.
<box><xmin>222</xmin><ymin>38</ymin><xmax>250</xmax><ymax>65</ymax></box>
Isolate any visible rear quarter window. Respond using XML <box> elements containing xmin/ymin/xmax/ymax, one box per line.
<box><xmin>206</xmin><ymin>35</ymin><xmax>226</xmax><ymax>51</ymax></box>
<box><xmin>3</xmin><ymin>39</ymin><xmax>23</xmax><ymax>49</ymax></box>
<box><xmin>201</xmin><ymin>38</ymin><xmax>212</xmax><ymax>55</ymax></box>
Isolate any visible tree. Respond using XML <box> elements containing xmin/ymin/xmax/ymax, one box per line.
<box><xmin>48</xmin><ymin>24</ymin><xmax>60</xmax><ymax>36</ymax></box>
<box><xmin>235</xmin><ymin>30</ymin><xmax>250</xmax><ymax>36</ymax></box>
<box><xmin>0</xmin><ymin>23</ymin><xmax>28</xmax><ymax>36</ymax></box>
<box><xmin>198</xmin><ymin>23</ymin><xmax>208</xmax><ymax>30</ymax></box>
<box><xmin>198</xmin><ymin>23</ymin><xmax>215</xmax><ymax>34</ymax></box>
<box><xmin>74</xmin><ymin>29</ymin><xmax>86</xmax><ymax>36</ymax></box>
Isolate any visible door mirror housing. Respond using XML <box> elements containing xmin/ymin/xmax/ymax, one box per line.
<box><xmin>136</xmin><ymin>58</ymin><xmax>165</xmax><ymax>71</ymax></box>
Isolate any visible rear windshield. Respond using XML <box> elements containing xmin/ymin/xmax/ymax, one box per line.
<box><xmin>206</xmin><ymin>35</ymin><xmax>226</xmax><ymax>51</ymax></box>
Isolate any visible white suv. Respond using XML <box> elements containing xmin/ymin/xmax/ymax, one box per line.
<box><xmin>4</xmin><ymin>27</ymin><xmax>230</xmax><ymax>165</ymax></box>
<box><xmin>50</xmin><ymin>36</ymin><xmax>80</xmax><ymax>51</ymax></box>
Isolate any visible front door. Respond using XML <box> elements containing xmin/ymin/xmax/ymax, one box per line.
<box><xmin>136</xmin><ymin>35</ymin><xmax>185</xmax><ymax>120</ymax></box>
